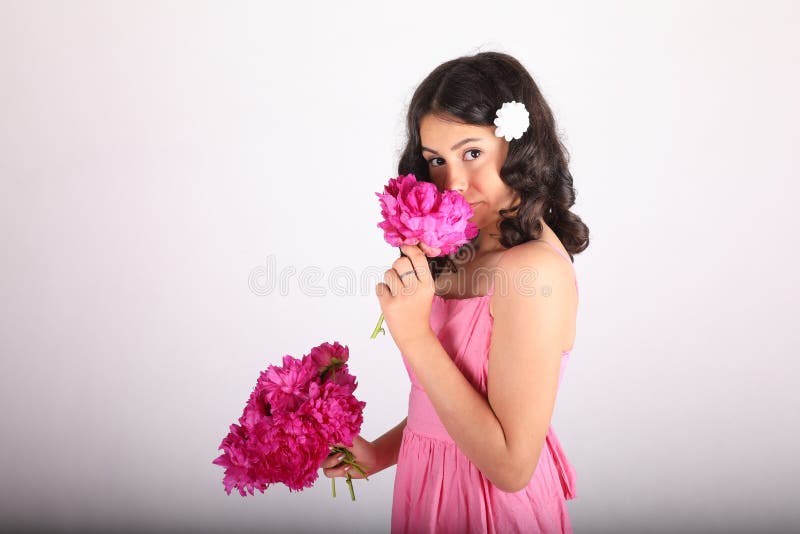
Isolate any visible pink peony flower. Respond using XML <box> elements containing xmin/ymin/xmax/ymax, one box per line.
<box><xmin>370</xmin><ymin>173</ymin><xmax>480</xmax><ymax>338</ymax></box>
<box><xmin>304</xmin><ymin>341</ymin><xmax>349</xmax><ymax>378</ymax></box>
<box><xmin>260</xmin><ymin>412</ymin><xmax>332</xmax><ymax>492</ymax></box>
<box><xmin>375</xmin><ymin>173</ymin><xmax>479</xmax><ymax>256</ymax></box>
<box><xmin>261</xmin><ymin>354</ymin><xmax>318</xmax><ymax>413</ymax></box>
<box><xmin>298</xmin><ymin>379</ymin><xmax>365</xmax><ymax>447</ymax></box>
<box><xmin>213</xmin><ymin>423</ymin><xmax>263</xmax><ymax>497</ymax></box>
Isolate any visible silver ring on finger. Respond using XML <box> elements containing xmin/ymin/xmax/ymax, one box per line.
<box><xmin>399</xmin><ymin>269</ymin><xmax>417</xmax><ymax>280</ymax></box>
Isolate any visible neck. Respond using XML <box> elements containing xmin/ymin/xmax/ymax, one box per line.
<box><xmin>474</xmin><ymin>216</ymin><xmax>546</xmax><ymax>254</ymax></box>
<box><xmin>474</xmin><ymin>229</ymin><xmax>502</xmax><ymax>254</ymax></box>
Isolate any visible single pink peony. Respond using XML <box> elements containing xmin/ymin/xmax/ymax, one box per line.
<box><xmin>213</xmin><ymin>421</ymin><xmax>272</xmax><ymax>496</ymax></box>
<box><xmin>261</xmin><ymin>354</ymin><xmax>318</xmax><ymax>413</ymax></box>
<box><xmin>375</xmin><ymin>173</ymin><xmax>479</xmax><ymax>256</ymax></box>
<box><xmin>298</xmin><ymin>379</ymin><xmax>365</xmax><ymax>447</ymax></box>
<box><xmin>260</xmin><ymin>412</ymin><xmax>333</xmax><ymax>492</ymax></box>
<box><xmin>304</xmin><ymin>341</ymin><xmax>349</xmax><ymax>378</ymax></box>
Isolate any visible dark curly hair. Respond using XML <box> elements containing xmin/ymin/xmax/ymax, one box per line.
<box><xmin>397</xmin><ymin>51</ymin><xmax>590</xmax><ymax>279</ymax></box>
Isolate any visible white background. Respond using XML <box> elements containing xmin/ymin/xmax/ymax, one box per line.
<box><xmin>1</xmin><ymin>1</ymin><xmax>798</xmax><ymax>532</ymax></box>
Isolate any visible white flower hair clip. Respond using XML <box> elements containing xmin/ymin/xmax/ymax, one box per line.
<box><xmin>493</xmin><ymin>100</ymin><xmax>530</xmax><ymax>142</ymax></box>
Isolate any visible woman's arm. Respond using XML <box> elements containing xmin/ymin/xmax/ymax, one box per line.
<box><xmin>400</xmin><ymin>243</ymin><xmax>574</xmax><ymax>492</ymax></box>
<box><xmin>370</xmin><ymin>416</ymin><xmax>408</xmax><ymax>474</ymax></box>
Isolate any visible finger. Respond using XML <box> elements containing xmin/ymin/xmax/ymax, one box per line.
<box><xmin>322</xmin><ymin>466</ymin><xmax>351</xmax><ymax>478</ymax></box>
<box><xmin>392</xmin><ymin>256</ymin><xmax>413</xmax><ymax>275</ymax></box>
<box><xmin>400</xmin><ymin>244</ymin><xmax>433</xmax><ymax>286</ymax></box>
<box><xmin>321</xmin><ymin>453</ymin><xmax>346</xmax><ymax>469</ymax></box>
<box><xmin>392</xmin><ymin>258</ymin><xmax>416</xmax><ymax>288</ymax></box>
<box><xmin>419</xmin><ymin>242</ymin><xmax>442</xmax><ymax>257</ymax></box>
<box><xmin>383</xmin><ymin>269</ymin><xmax>404</xmax><ymax>296</ymax></box>
<box><xmin>324</xmin><ymin>466</ymin><xmax>363</xmax><ymax>479</ymax></box>
<box><xmin>376</xmin><ymin>281</ymin><xmax>390</xmax><ymax>300</ymax></box>
<box><xmin>394</xmin><ymin>268</ymin><xmax>419</xmax><ymax>296</ymax></box>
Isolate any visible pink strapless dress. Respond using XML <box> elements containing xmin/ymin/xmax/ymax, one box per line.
<box><xmin>391</xmin><ymin>241</ymin><xmax>579</xmax><ymax>534</ymax></box>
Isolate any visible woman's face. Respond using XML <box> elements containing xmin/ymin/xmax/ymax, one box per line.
<box><xmin>419</xmin><ymin>113</ymin><xmax>518</xmax><ymax>231</ymax></box>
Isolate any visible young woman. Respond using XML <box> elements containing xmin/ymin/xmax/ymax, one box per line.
<box><xmin>322</xmin><ymin>50</ymin><xmax>589</xmax><ymax>533</ymax></box>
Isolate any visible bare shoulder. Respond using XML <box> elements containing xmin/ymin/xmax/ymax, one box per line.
<box><xmin>490</xmin><ymin>240</ymin><xmax>575</xmax><ymax>304</ymax></box>
<box><xmin>489</xmin><ymin>239</ymin><xmax>578</xmax><ymax>352</ymax></box>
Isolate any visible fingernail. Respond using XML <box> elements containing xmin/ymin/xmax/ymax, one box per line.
<box><xmin>344</xmin><ymin>466</ymin><xmax>351</xmax><ymax>472</ymax></box>
<box><xmin>337</xmin><ymin>454</ymin><xmax>344</xmax><ymax>462</ymax></box>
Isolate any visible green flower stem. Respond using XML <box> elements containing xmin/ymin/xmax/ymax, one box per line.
<box><xmin>370</xmin><ymin>313</ymin><xmax>386</xmax><ymax>339</ymax></box>
<box><xmin>329</xmin><ymin>446</ymin><xmax>370</xmax><ymax>501</ymax></box>
<box><xmin>346</xmin><ymin>474</ymin><xmax>355</xmax><ymax>501</ymax></box>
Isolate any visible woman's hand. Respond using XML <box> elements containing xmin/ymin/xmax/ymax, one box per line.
<box><xmin>375</xmin><ymin>244</ymin><xmax>436</xmax><ymax>351</ymax></box>
<box><xmin>320</xmin><ymin>435</ymin><xmax>380</xmax><ymax>480</ymax></box>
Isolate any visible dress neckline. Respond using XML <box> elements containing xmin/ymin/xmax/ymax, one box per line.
<box><xmin>433</xmin><ymin>293</ymin><xmax>492</xmax><ymax>302</ymax></box>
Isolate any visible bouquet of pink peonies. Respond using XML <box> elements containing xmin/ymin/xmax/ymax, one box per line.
<box><xmin>213</xmin><ymin>341</ymin><xmax>369</xmax><ymax>500</ymax></box>
<box><xmin>371</xmin><ymin>173</ymin><xmax>479</xmax><ymax>338</ymax></box>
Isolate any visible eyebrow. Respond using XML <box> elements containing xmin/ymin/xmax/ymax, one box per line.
<box><xmin>421</xmin><ymin>137</ymin><xmax>484</xmax><ymax>155</ymax></box>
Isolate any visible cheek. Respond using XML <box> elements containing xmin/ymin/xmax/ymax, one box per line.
<box><xmin>428</xmin><ymin>170</ymin><xmax>444</xmax><ymax>192</ymax></box>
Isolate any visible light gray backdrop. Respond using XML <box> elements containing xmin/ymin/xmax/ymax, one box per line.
<box><xmin>1</xmin><ymin>1</ymin><xmax>798</xmax><ymax>533</ymax></box>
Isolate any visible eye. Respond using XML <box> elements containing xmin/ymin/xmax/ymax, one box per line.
<box><xmin>427</xmin><ymin>149</ymin><xmax>481</xmax><ymax>167</ymax></box>
<box><xmin>465</xmin><ymin>149</ymin><xmax>481</xmax><ymax>161</ymax></box>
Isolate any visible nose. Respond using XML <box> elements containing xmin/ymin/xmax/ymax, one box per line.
<box><xmin>444</xmin><ymin>168</ymin><xmax>468</xmax><ymax>194</ymax></box>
